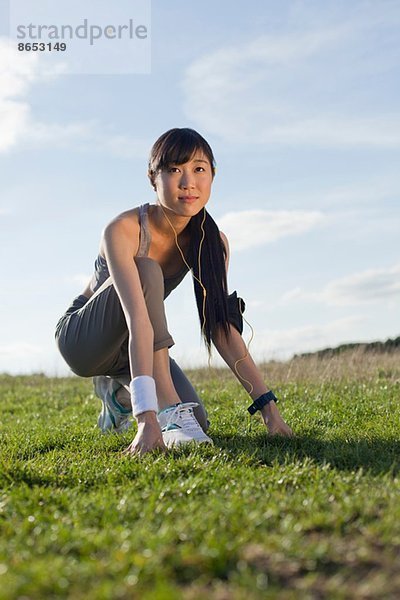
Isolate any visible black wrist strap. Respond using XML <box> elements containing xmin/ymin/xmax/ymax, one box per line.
<box><xmin>247</xmin><ymin>390</ymin><xmax>278</xmax><ymax>415</ymax></box>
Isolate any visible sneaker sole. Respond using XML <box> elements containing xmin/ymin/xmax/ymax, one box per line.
<box><xmin>94</xmin><ymin>377</ymin><xmax>132</xmax><ymax>434</ymax></box>
<box><xmin>162</xmin><ymin>431</ymin><xmax>213</xmax><ymax>447</ymax></box>
<box><xmin>97</xmin><ymin>407</ymin><xmax>132</xmax><ymax>434</ymax></box>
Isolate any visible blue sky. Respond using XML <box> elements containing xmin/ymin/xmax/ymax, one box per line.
<box><xmin>0</xmin><ymin>0</ymin><xmax>399</xmax><ymax>375</ymax></box>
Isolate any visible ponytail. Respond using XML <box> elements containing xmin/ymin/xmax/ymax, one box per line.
<box><xmin>188</xmin><ymin>210</ymin><xmax>231</xmax><ymax>356</ymax></box>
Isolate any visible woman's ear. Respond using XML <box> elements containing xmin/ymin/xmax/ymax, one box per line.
<box><xmin>147</xmin><ymin>171</ymin><xmax>156</xmax><ymax>191</ymax></box>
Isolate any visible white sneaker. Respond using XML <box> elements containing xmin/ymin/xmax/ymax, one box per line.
<box><xmin>157</xmin><ymin>402</ymin><xmax>213</xmax><ymax>447</ymax></box>
<box><xmin>93</xmin><ymin>376</ymin><xmax>133</xmax><ymax>433</ymax></box>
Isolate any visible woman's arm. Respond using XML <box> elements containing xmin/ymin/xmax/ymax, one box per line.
<box><xmin>103</xmin><ymin>217</ymin><xmax>166</xmax><ymax>454</ymax></box>
<box><xmin>103</xmin><ymin>217</ymin><xmax>154</xmax><ymax>377</ymax></box>
<box><xmin>213</xmin><ymin>232</ymin><xmax>293</xmax><ymax>436</ymax></box>
<box><xmin>212</xmin><ymin>324</ymin><xmax>292</xmax><ymax>435</ymax></box>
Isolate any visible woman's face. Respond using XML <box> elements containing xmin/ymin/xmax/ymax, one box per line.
<box><xmin>153</xmin><ymin>151</ymin><xmax>214</xmax><ymax>217</ymax></box>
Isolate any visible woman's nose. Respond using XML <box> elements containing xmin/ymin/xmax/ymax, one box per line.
<box><xmin>179</xmin><ymin>171</ymin><xmax>194</xmax><ymax>188</ymax></box>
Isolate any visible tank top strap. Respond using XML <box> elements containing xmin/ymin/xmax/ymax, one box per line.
<box><xmin>137</xmin><ymin>203</ymin><xmax>151</xmax><ymax>257</ymax></box>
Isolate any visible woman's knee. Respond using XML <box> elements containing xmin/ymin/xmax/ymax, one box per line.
<box><xmin>59</xmin><ymin>353</ymin><xmax>95</xmax><ymax>378</ymax></box>
<box><xmin>69</xmin><ymin>365</ymin><xmax>94</xmax><ymax>378</ymax></box>
<box><xmin>56</xmin><ymin>338</ymin><xmax>95</xmax><ymax>378</ymax></box>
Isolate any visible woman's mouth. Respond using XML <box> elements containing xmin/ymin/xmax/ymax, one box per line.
<box><xmin>179</xmin><ymin>196</ymin><xmax>198</xmax><ymax>203</ymax></box>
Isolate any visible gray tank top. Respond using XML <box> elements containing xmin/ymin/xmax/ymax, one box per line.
<box><xmin>90</xmin><ymin>203</ymin><xmax>189</xmax><ymax>299</ymax></box>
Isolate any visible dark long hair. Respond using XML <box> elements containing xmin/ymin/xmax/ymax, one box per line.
<box><xmin>148</xmin><ymin>128</ymin><xmax>231</xmax><ymax>356</ymax></box>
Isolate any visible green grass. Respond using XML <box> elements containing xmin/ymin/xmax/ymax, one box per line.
<box><xmin>0</xmin><ymin>358</ymin><xmax>400</xmax><ymax>599</ymax></box>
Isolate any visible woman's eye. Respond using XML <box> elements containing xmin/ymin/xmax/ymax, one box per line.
<box><xmin>167</xmin><ymin>166</ymin><xmax>206</xmax><ymax>174</ymax></box>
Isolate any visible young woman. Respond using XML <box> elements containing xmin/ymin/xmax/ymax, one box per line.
<box><xmin>55</xmin><ymin>128</ymin><xmax>293</xmax><ymax>456</ymax></box>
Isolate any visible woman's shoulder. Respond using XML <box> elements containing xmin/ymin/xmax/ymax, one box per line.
<box><xmin>99</xmin><ymin>203</ymin><xmax>149</xmax><ymax>257</ymax></box>
<box><xmin>103</xmin><ymin>203</ymin><xmax>153</xmax><ymax>232</ymax></box>
<box><xmin>106</xmin><ymin>204</ymin><xmax>145</xmax><ymax>225</ymax></box>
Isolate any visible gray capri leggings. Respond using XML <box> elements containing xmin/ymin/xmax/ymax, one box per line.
<box><xmin>55</xmin><ymin>256</ymin><xmax>209</xmax><ymax>430</ymax></box>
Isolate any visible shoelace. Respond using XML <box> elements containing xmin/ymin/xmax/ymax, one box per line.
<box><xmin>164</xmin><ymin>402</ymin><xmax>200</xmax><ymax>432</ymax></box>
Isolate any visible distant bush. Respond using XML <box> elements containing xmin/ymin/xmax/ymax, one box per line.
<box><xmin>295</xmin><ymin>335</ymin><xmax>400</xmax><ymax>359</ymax></box>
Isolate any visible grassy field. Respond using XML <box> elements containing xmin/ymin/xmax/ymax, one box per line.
<box><xmin>0</xmin><ymin>349</ymin><xmax>399</xmax><ymax>599</ymax></box>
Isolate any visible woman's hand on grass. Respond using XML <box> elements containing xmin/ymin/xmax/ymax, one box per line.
<box><xmin>122</xmin><ymin>412</ymin><xmax>166</xmax><ymax>456</ymax></box>
<box><xmin>261</xmin><ymin>401</ymin><xmax>293</xmax><ymax>437</ymax></box>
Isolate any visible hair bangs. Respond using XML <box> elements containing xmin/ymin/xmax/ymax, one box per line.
<box><xmin>148</xmin><ymin>128</ymin><xmax>216</xmax><ymax>185</ymax></box>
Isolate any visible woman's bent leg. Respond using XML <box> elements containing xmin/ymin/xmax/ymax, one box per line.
<box><xmin>55</xmin><ymin>257</ymin><xmax>209</xmax><ymax>428</ymax></box>
<box><xmin>169</xmin><ymin>357</ymin><xmax>209</xmax><ymax>432</ymax></box>
<box><xmin>112</xmin><ymin>356</ymin><xmax>209</xmax><ymax>432</ymax></box>
<box><xmin>153</xmin><ymin>348</ymin><xmax>182</xmax><ymax>409</ymax></box>
<box><xmin>55</xmin><ymin>257</ymin><xmax>174</xmax><ymax>378</ymax></box>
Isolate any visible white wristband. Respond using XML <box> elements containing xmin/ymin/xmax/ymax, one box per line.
<box><xmin>129</xmin><ymin>376</ymin><xmax>158</xmax><ymax>417</ymax></box>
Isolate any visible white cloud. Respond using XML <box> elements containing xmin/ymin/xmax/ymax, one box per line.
<box><xmin>0</xmin><ymin>37</ymin><xmax>149</xmax><ymax>158</ymax></box>
<box><xmin>247</xmin><ymin>316</ymin><xmax>367</xmax><ymax>360</ymax></box>
<box><xmin>265</xmin><ymin>115</ymin><xmax>400</xmax><ymax>148</ymax></box>
<box><xmin>0</xmin><ymin>342</ymin><xmax>43</xmax><ymax>358</ymax></box>
<box><xmin>24</xmin><ymin>119</ymin><xmax>150</xmax><ymax>159</ymax></box>
<box><xmin>323</xmin><ymin>264</ymin><xmax>400</xmax><ymax>305</ymax></box>
<box><xmin>216</xmin><ymin>209</ymin><xmax>324</xmax><ymax>251</ymax></box>
<box><xmin>64</xmin><ymin>273</ymin><xmax>92</xmax><ymax>288</ymax></box>
<box><xmin>282</xmin><ymin>263</ymin><xmax>400</xmax><ymax>306</ymax></box>
<box><xmin>281</xmin><ymin>287</ymin><xmax>304</xmax><ymax>303</ymax></box>
<box><xmin>316</xmin><ymin>179</ymin><xmax>400</xmax><ymax>209</ymax></box>
<box><xmin>230</xmin><ymin>177</ymin><xmax>400</xmax><ymax>214</ymax></box>
<box><xmin>168</xmin><ymin>314</ymin><xmax>369</xmax><ymax>365</ymax></box>
<box><xmin>0</xmin><ymin>37</ymin><xmax>66</xmax><ymax>153</ymax></box>
<box><xmin>0</xmin><ymin>207</ymin><xmax>13</xmax><ymax>216</ymax></box>
<box><xmin>182</xmin><ymin>13</ymin><xmax>400</xmax><ymax>147</ymax></box>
